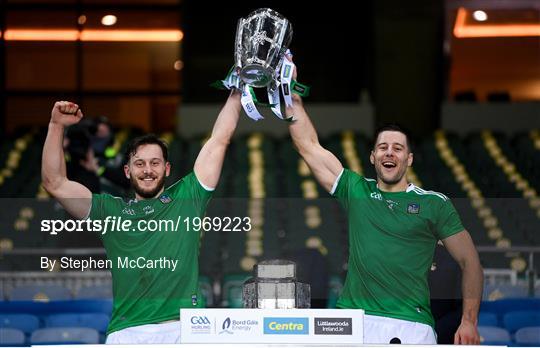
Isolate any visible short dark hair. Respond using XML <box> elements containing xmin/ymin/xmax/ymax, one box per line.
<box><xmin>125</xmin><ymin>134</ymin><xmax>169</xmax><ymax>164</ymax></box>
<box><xmin>373</xmin><ymin>123</ymin><xmax>413</xmax><ymax>152</ymax></box>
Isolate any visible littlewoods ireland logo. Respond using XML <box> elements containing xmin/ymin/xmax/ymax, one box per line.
<box><xmin>314</xmin><ymin>317</ymin><xmax>352</xmax><ymax>335</ymax></box>
<box><xmin>263</xmin><ymin>317</ymin><xmax>309</xmax><ymax>335</ymax></box>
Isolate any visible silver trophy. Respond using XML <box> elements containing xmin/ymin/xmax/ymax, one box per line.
<box><xmin>243</xmin><ymin>259</ymin><xmax>310</xmax><ymax>309</ymax></box>
<box><xmin>235</xmin><ymin>8</ymin><xmax>293</xmax><ymax>88</ymax></box>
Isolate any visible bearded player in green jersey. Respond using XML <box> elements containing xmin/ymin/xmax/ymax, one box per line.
<box><xmin>285</xmin><ymin>54</ymin><xmax>483</xmax><ymax>344</ymax></box>
<box><xmin>42</xmin><ymin>92</ymin><xmax>242</xmax><ymax>344</ymax></box>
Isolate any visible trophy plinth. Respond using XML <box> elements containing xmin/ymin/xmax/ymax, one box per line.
<box><xmin>242</xmin><ymin>259</ymin><xmax>310</xmax><ymax>309</ymax></box>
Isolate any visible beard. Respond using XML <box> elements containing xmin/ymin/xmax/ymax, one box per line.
<box><xmin>375</xmin><ymin>162</ymin><xmax>407</xmax><ymax>186</ymax></box>
<box><xmin>130</xmin><ymin>174</ymin><xmax>166</xmax><ymax>199</ymax></box>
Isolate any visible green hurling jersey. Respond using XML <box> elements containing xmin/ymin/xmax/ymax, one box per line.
<box><xmin>333</xmin><ymin>169</ymin><xmax>464</xmax><ymax>327</ymax></box>
<box><xmin>88</xmin><ymin>172</ymin><xmax>212</xmax><ymax>334</ymax></box>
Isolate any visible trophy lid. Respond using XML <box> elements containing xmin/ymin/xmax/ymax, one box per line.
<box><xmin>254</xmin><ymin>259</ymin><xmax>296</xmax><ymax>279</ymax></box>
<box><xmin>245</xmin><ymin>8</ymin><xmax>286</xmax><ymax>20</ymax></box>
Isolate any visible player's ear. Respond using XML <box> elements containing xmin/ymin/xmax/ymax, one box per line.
<box><xmin>124</xmin><ymin>164</ymin><xmax>130</xmax><ymax>179</ymax></box>
<box><xmin>370</xmin><ymin>151</ymin><xmax>375</xmax><ymax>165</ymax></box>
<box><xmin>165</xmin><ymin>162</ymin><xmax>171</xmax><ymax>177</ymax></box>
<box><xmin>407</xmin><ymin>152</ymin><xmax>413</xmax><ymax>167</ymax></box>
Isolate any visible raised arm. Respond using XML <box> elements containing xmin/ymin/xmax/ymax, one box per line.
<box><xmin>286</xmin><ymin>58</ymin><xmax>343</xmax><ymax>192</ymax></box>
<box><xmin>42</xmin><ymin>101</ymin><xmax>92</xmax><ymax>219</ymax></box>
<box><xmin>442</xmin><ymin>230</ymin><xmax>483</xmax><ymax>345</ymax></box>
<box><xmin>194</xmin><ymin>90</ymin><xmax>241</xmax><ymax>189</ymax></box>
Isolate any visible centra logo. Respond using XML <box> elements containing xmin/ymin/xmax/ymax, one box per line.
<box><xmin>263</xmin><ymin>317</ymin><xmax>309</xmax><ymax>335</ymax></box>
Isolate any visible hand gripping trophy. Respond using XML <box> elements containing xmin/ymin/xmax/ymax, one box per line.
<box><xmin>214</xmin><ymin>8</ymin><xmax>310</xmax><ymax>121</ymax></box>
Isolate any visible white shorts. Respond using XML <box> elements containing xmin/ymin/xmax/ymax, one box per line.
<box><xmin>105</xmin><ymin>321</ymin><xmax>180</xmax><ymax>344</ymax></box>
<box><xmin>363</xmin><ymin>314</ymin><xmax>437</xmax><ymax>344</ymax></box>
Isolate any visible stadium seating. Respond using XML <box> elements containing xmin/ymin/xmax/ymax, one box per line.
<box><xmin>77</xmin><ymin>284</ymin><xmax>113</xmax><ymax>300</ymax></box>
<box><xmin>0</xmin><ymin>300</ymin><xmax>113</xmax><ymax>317</ymax></box>
<box><xmin>2</xmin><ymin>129</ymin><xmax>538</xmax><ymax>273</ymax></box>
<box><xmin>327</xmin><ymin>275</ymin><xmax>344</xmax><ymax>309</ymax></box>
<box><xmin>30</xmin><ymin>327</ymin><xmax>100</xmax><ymax>344</ymax></box>
<box><xmin>8</xmin><ymin>284</ymin><xmax>72</xmax><ymax>301</ymax></box>
<box><xmin>199</xmin><ymin>276</ymin><xmax>214</xmax><ymax>307</ymax></box>
<box><xmin>478</xmin><ymin>326</ymin><xmax>511</xmax><ymax>345</ymax></box>
<box><xmin>478</xmin><ymin>312</ymin><xmax>498</xmax><ymax>327</ymax></box>
<box><xmin>221</xmin><ymin>273</ymin><xmax>251</xmax><ymax>308</ymax></box>
<box><xmin>480</xmin><ymin>298</ymin><xmax>540</xmax><ymax>316</ymax></box>
<box><xmin>44</xmin><ymin>313</ymin><xmax>110</xmax><ymax>334</ymax></box>
<box><xmin>0</xmin><ymin>328</ymin><xmax>25</xmax><ymax>346</ymax></box>
<box><xmin>502</xmin><ymin>311</ymin><xmax>540</xmax><ymax>334</ymax></box>
<box><xmin>515</xmin><ymin>326</ymin><xmax>540</xmax><ymax>346</ymax></box>
<box><xmin>0</xmin><ymin>313</ymin><xmax>39</xmax><ymax>335</ymax></box>
<box><xmin>0</xmin><ymin>128</ymin><xmax>539</xmax><ymax>345</ymax></box>
<box><xmin>483</xmin><ymin>283</ymin><xmax>529</xmax><ymax>301</ymax></box>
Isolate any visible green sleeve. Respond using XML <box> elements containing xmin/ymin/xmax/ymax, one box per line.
<box><xmin>88</xmin><ymin>193</ymin><xmax>106</xmax><ymax>221</ymax></box>
<box><xmin>435</xmin><ymin>198</ymin><xmax>465</xmax><ymax>240</ymax></box>
<box><xmin>332</xmin><ymin>169</ymin><xmax>363</xmax><ymax>211</ymax></box>
<box><xmin>167</xmin><ymin>172</ymin><xmax>213</xmax><ymax>216</ymax></box>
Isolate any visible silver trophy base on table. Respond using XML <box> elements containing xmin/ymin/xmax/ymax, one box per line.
<box><xmin>242</xmin><ymin>259</ymin><xmax>310</xmax><ymax>309</ymax></box>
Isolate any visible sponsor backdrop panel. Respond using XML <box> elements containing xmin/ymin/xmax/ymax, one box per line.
<box><xmin>180</xmin><ymin>308</ymin><xmax>364</xmax><ymax>343</ymax></box>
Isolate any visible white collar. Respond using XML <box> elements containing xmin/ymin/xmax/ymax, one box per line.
<box><xmin>376</xmin><ymin>182</ymin><xmax>415</xmax><ymax>193</ymax></box>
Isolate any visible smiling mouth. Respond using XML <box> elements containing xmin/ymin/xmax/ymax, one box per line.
<box><xmin>382</xmin><ymin>162</ymin><xmax>396</xmax><ymax>168</ymax></box>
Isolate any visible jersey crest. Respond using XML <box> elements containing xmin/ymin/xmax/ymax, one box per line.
<box><xmin>407</xmin><ymin>203</ymin><xmax>420</xmax><ymax>214</ymax></box>
<box><xmin>159</xmin><ymin>193</ymin><xmax>173</xmax><ymax>204</ymax></box>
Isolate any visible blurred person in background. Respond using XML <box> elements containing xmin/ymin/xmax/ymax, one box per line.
<box><xmin>91</xmin><ymin>116</ymin><xmax>114</xmax><ymax>160</ymax></box>
<box><xmin>65</xmin><ymin>124</ymin><xmax>101</xmax><ymax>193</ymax></box>
<box><xmin>88</xmin><ymin>116</ymin><xmax>131</xmax><ymax>193</ymax></box>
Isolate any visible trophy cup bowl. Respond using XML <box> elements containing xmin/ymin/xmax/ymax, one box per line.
<box><xmin>235</xmin><ymin>8</ymin><xmax>293</xmax><ymax>88</ymax></box>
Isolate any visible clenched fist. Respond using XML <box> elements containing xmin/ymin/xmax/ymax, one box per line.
<box><xmin>50</xmin><ymin>101</ymin><xmax>83</xmax><ymax>127</ymax></box>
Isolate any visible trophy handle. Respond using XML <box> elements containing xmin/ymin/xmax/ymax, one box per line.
<box><xmin>234</xmin><ymin>18</ymin><xmax>245</xmax><ymax>69</ymax></box>
<box><xmin>274</xmin><ymin>18</ymin><xmax>288</xmax><ymax>73</ymax></box>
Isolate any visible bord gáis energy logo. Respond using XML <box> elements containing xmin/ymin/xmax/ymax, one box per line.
<box><xmin>219</xmin><ymin>317</ymin><xmax>259</xmax><ymax>334</ymax></box>
<box><xmin>263</xmin><ymin>317</ymin><xmax>309</xmax><ymax>335</ymax></box>
<box><xmin>219</xmin><ymin>317</ymin><xmax>233</xmax><ymax>334</ymax></box>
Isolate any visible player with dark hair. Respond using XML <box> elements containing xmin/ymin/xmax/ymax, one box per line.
<box><xmin>42</xmin><ymin>91</ymin><xmax>242</xmax><ymax>344</ymax></box>
<box><xmin>285</xmin><ymin>55</ymin><xmax>483</xmax><ymax>344</ymax></box>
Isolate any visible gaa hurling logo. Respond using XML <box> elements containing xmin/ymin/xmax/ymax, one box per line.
<box><xmin>190</xmin><ymin>316</ymin><xmax>211</xmax><ymax>334</ymax></box>
<box><xmin>370</xmin><ymin>192</ymin><xmax>383</xmax><ymax>201</ymax></box>
<box><xmin>191</xmin><ymin>316</ymin><xmax>210</xmax><ymax>325</ymax></box>
<box><xmin>122</xmin><ymin>207</ymin><xmax>136</xmax><ymax>216</ymax></box>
